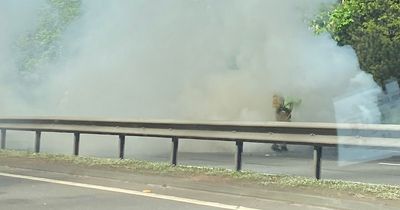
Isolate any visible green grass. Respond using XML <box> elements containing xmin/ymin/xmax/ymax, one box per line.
<box><xmin>1</xmin><ymin>149</ymin><xmax>399</xmax><ymax>200</ymax></box>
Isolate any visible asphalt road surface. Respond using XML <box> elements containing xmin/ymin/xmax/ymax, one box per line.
<box><xmin>1</xmin><ymin>153</ymin><xmax>399</xmax><ymax>210</ymax></box>
<box><xmin>4</xmin><ymin>141</ymin><xmax>400</xmax><ymax>185</ymax></box>
<box><xmin>132</xmin><ymin>147</ymin><xmax>400</xmax><ymax>185</ymax></box>
<box><xmin>0</xmin><ymin>166</ymin><xmax>343</xmax><ymax>210</ymax></box>
<box><xmin>0</xmin><ymin>175</ymin><xmax>219</xmax><ymax>210</ymax></box>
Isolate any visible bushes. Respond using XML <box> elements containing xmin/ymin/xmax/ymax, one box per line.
<box><xmin>313</xmin><ymin>0</ymin><xmax>400</xmax><ymax>88</ymax></box>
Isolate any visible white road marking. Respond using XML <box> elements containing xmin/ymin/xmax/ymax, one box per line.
<box><xmin>0</xmin><ymin>172</ymin><xmax>259</xmax><ymax>210</ymax></box>
<box><xmin>379</xmin><ymin>162</ymin><xmax>400</xmax><ymax>166</ymax></box>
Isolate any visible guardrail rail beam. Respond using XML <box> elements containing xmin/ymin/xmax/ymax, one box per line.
<box><xmin>1</xmin><ymin>117</ymin><xmax>400</xmax><ymax>180</ymax></box>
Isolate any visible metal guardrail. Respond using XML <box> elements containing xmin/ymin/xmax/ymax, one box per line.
<box><xmin>0</xmin><ymin>117</ymin><xmax>400</xmax><ymax>179</ymax></box>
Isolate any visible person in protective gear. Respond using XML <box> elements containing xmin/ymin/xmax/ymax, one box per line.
<box><xmin>271</xmin><ymin>94</ymin><xmax>301</xmax><ymax>152</ymax></box>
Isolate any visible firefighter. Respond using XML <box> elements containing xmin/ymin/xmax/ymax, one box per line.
<box><xmin>271</xmin><ymin>94</ymin><xmax>301</xmax><ymax>152</ymax></box>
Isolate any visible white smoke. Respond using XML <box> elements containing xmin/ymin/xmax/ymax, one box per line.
<box><xmin>0</xmin><ymin>0</ymin><xmax>382</xmax><ymax>154</ymax></box>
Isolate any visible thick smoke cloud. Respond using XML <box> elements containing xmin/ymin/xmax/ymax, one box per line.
<box><xmin>0</xmin><ymin>0</ymin><xmax>381</xmax><ymax>154</ymax></box>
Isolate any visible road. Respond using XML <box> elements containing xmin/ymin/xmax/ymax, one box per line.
<box><xmin>0</xmin><ymin>166</ymin><xmax>344</xmax><ymax>210</ymax></box>
<box><xmin>1</xmin><ymin>153</ymin><xmax>399</xmax><ymax>210</ymax></box>
<box><xmin>132</xmin><ymin>147</ymin><xmax>400</xmax><ymax>185</ymax></box>
<box><xmin>0</xmin><ymin>174</ymin><xmax>219</xmax><ymax>210</ymax></box>
<box><xmin>4</xmin><ymin>141</ymin><xmax>400</xmax><ymax>185</ymax></box>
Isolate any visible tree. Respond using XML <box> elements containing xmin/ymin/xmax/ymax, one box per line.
<box><xmin>16</xmin><ymin>0</ymin><xmax>81</xmax><ymax>76</ymax></box>
<box><xmin>313</xmin><ymin>0</ymin><xmax>400</xmax><ymax>88</ymax></box>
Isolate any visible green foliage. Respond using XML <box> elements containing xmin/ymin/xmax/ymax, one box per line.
<box><xmin>313</xmin><ymin>0</ymin><xmax>400</xmax><ymax>87</ymax></box>
<box><xmin>16</xmin><ymin>0</ymin><xmax>81</xmax><ymax>74</ymax></box>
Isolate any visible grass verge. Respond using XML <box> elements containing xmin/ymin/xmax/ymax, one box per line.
<box><xmin>0</xmin><ymin>149</ymin><xmax>399</xmax><ymax>200</ymax></box>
